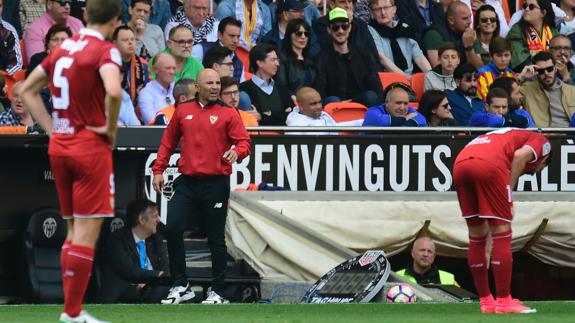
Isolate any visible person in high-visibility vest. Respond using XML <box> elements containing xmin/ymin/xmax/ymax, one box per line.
<box><xmin>396</xmin><ymin>236</ymin><xmax>460</xmax><ymax>287</ymax></box>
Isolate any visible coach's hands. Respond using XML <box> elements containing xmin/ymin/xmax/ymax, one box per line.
<box><xmin>153</xmin><ymin>174</ymin><xmax>164</xmax><ymax>193</ymax></box>
<box><xmin>223</xmin><ymin>149</ymin><xmax>238</xmax><ymax>164</ymax></box>
<box><xmin>86</xmin><ymin>125</ymin><xmax>117</xmax><ymax>148</ymax></box>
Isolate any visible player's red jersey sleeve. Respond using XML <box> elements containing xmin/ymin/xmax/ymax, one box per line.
<box><xmin>522</xmin><ymin>133</ymin><xmax>551</xmax><ymax>163</ymax></box>
<box><xmin>521</xmin><ymin>132</ymin><xmax>551</xmax><ymax>174</ymax></box>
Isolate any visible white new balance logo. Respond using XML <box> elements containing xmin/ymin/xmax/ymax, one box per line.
<box><xmin>213</xmin><ymin>203</ymin><xmax>223</xmax><ymax>208</ymax></box>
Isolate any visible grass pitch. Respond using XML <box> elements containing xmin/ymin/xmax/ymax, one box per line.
<box><xmin>0</xmin><ymin>302</ymin><xmax>573</xmax><ymax>323</ymax></box>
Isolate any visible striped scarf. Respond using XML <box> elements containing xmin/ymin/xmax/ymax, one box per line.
<box><xmin>525</xmin><ymin>24</ymin><xmax>553</xmax><ymax>55</ymax></box>
<box><xmin>170</xmin><ymin>6</ymin><xmax>216</xmax><ymax>45</ymax></box>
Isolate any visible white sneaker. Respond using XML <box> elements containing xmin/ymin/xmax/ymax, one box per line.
<box><xmin>202</xmin><ymin>288</ymin><xmax>230</xmax><ymax>304</ymax></box>
<box><xmin>59</xmin><ymin>310</ymin><xmax>109</xmax><ymax>323</ymax></box>
<box><xmin>161</xmin><ymin>283</ymin><xmax>196</xmax><ymax>304</ymax></box>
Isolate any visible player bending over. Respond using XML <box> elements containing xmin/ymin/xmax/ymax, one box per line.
<box><xmin>453</xmin><ymin>128</ymin><xmax>551</xmax><ymax>314</ymax></box>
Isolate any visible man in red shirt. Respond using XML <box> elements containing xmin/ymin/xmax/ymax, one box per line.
<box><xmin>453</xmin><ymin>128</ymin><xmax>551</xmax><ymax>314</ymax></box>
<box><xmin>152</xmin><ymin>68</ymin><xmax>251</xmax><ymax>304</ymax></box>
<box><xmin>20</xmin><ymin>1</ymin><xmax>123</xmax><ymax>322</ymax></box>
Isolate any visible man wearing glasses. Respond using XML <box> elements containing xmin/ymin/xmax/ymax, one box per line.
<box><xmin>447</xmin><ymin>63</ymin><xmax>485</xmax><ymax>126</ymax></box>
<box><xmin>314</xmin><ymin>8</ymin><xmax>383</xmax><ymax>108</ymax></box>
<box><xmin>151</xmin><ymin>24</ymin><xmax>204</xmax><ymax>83</ymax></box>
<box><xmin>548</xmin><ymin>35</ymin><xmax>575</xmax><ymax>85</ymax></box>
<box><xmin>520</xmin><ymin>51</ymin><xmax>575</xmax><ymax>127</ymax></box>
<box><xmin>23</xmin><ymin>0</ymin><xmax>84</xmax><ymax>63</ymax></box>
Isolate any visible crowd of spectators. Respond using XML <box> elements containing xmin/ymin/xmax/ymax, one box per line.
<box><xmin>2</xmin><ymin>0</ymin><xmax>575</xmax><ymax>130</ymax></box>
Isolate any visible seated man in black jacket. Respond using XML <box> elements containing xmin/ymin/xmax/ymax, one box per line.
<box><xmin>314</xmin><ymin>8</ymin><xmax>383</xmax><ymax>107</ymax></box>
<box><xmin>313</xmin><ymin>0</ymin><xmax>381</xmax><ymax>69</ymax></box>
<box><xmin>97</xmin><ymin>199</ymin><xmax>171</xmax><ymax>304</ymax></box>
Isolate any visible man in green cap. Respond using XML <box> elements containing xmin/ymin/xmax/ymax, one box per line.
<box><xmin>313</xmin><ymin>7</ymin><xmax>384</xmax><ymax>108</ymax></box>
<box><xmin>312</xmin><ymin>0</ymin><xmax>380</xmax><ymax>67</ymax></box>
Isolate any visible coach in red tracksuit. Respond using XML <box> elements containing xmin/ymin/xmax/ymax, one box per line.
<box><xmin>152</xmin><ymin>69</ymin><xmax>251</xmax><ymax>304</ymax></box>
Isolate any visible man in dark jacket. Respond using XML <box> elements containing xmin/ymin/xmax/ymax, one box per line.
<box><xmin>314</xmin><ymin>8</ymin><xmax>383</xmax><ymax>107</ymax></box>
<box><xmin>396</xmin><ymin>0</ymin><xmax>445</xmax><ymax>44</ymax></box>
<box><xmin>422</xmin><ymin>1</ymin><xmax>482</xmax><ymax>68</ymax></box>
<box><xmin>447</xmin><ymin>63</ymin><xmax>484</xmax><ymax>126</ymax></box>
<box><xmin>97</xmin><ymin>199</ymin><xmax>171</xmax><ymax>304</ymax></box>
<box><xmin>313</xmin><ymin>0</ymin><xmax>381</xmax><ymax>70</ymax></box>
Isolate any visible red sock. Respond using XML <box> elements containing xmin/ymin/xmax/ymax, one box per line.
<box><xmin>491</xmin><ymin>230</ymin><xmax>513</xmax><ymax>299</ymax></box>
<box><xmin>64</xmin><ymin>245</ymin><xmax>94</xmax><ymax>317</ymax></box>
<box><xmin>60</xmin><ymin>240</ymin><xmax>72</xmax><ymax>298</ymax></box>
<box><xmin>467</xmin><ymin>234</ymin><xmax>491</xmax><ymax>298</ymax></box>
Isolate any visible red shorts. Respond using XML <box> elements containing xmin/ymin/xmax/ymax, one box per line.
<box><xmin>453</xmin><ymin>158</ymin><xmax>512</xmax><ymax>227</ymax></box>
<box><xmin>50</xmin><ymin>153</ymin><xmax>115</xmax><ymax>219</ymax></box>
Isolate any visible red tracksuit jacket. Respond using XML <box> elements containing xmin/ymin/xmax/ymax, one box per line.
<box><xmin>152</xmin><ymin>100</ymin><xmax>251</xmax><ymax>177</ymax></box>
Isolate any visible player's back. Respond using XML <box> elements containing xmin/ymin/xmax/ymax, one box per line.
<box><xmin>455</xmin><ymin>128</ymin><xmax>549</xmax><ymax>172</ymax></box>
<box><xmin>41</xmin><ymin>29</ymin><xmax>121</xmax><ymax>156</ymax></box>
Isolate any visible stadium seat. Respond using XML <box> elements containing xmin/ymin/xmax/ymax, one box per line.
<box><xmin>89</xmin><ymin>210</ymin><xmax>128</xmax><ymax>302</ymax></box>
<box><xmin>378</xmin><ymin>72</ymin><xmax>410</xmax><ymax>92</ymax></box>
<box><xmin>411</xmin><ymin>73</ymin><xmax>425</xmax><ymax>101</ymax></box>
<box><xmin>324</xmin><ymin>102</ymin><xmax>368</xmax><ymax>122</ymax></box>
<box><xmin>1</xmin><ymin>69</ymin><xmax>27</xmax><ymax>100</ymax></box>
<box><xmin>23</xmin><ymin>209</ymin><xmax>67</xmax><ymax>303</ymax></box>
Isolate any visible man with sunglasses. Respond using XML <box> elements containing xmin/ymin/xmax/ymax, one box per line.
<box><xmin>447</xmin><ymin>63</ymin><xmax>485</xmax><ymax>125</ymax></box>
<box><xmin>520</xmin><ymin>51</ymin><xmax>575</xmax><ymax>127</ymax></box>
<box><xmin>312</xmin><ymin>0</ymin><xmax>381</xmax><ymax>70</ymax></box>
<box><xmin>314</xmin><ymin>8</ymin><xmax>383</xmax><ymax>108</ymax></box>
<box><xmin>23</xmin><ymin>0</ymin><xmax>84</xmax><ymax>63</ymax></box>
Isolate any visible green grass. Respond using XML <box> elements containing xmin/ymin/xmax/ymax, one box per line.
<box><xmin>0</xmin><ymin>302</ymin><xmax>573</xmax><ymax>323</ymax></box>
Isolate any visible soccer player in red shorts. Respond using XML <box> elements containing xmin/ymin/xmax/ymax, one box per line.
<box><xmin>20</xmin><ymin>1</ymin><xmax>123</xmax><ymax>322</ymax></box>
<box><xmin>453</xmin><ymin>128</ymin><xmax>551</xmax><ymax>314</ymax></box>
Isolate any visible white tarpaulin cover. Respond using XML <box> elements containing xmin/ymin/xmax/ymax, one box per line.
<box><xmin>226</xmin><ymin>194</ymin><xmax>574</xmax><ymax>281</ymax></box>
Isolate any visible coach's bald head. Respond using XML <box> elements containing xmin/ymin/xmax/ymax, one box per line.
<box><xmin>197</xmin><ymin>69</ymin><xmax>221</xmax><ymax>105</ymax></box>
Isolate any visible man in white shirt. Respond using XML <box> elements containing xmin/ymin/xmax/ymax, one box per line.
<box><xmin>287</xmin><ymin>87</ymin><xmax>363</xmax><ymax>126</ymax></box>
<box><xmin>138</xmin><ymin>52</ymin><xmax>176</xmax><ymax>124</ymax></box>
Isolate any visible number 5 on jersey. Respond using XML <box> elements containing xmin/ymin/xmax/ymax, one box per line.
<box><xmin>52</xmin><ymin>57</ymin><xmax>74</xmax><ymax>110</ymax></box>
